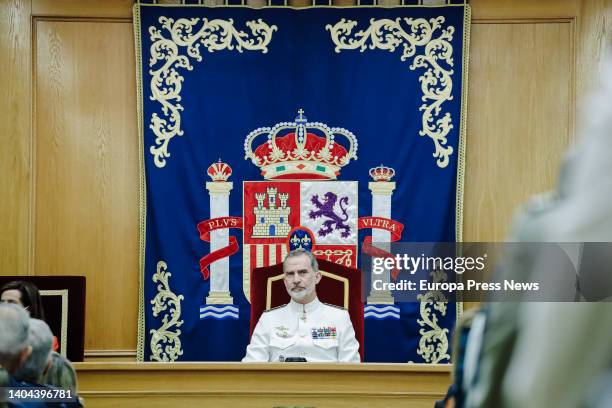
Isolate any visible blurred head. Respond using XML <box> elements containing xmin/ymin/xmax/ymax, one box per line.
<box><xmin>0</xmin><ymin>281</ymin><xmax>46</xmax><ymax>321</ymax></box>
<box><xmin>13</xmin><ymin>318</ymin><xmax>53</xmax><ymax>384</ymax></box>
<box><xmin>283</xmin><ymin>249</ymin><xmax>321</xmax><ymax>304</ymax></box>
<box><xmin>0</xmin><ymin>304</ymin><xmax>32</xmax><ymax>374</ymax></box>
<box><xmin>41</xmin><ymin>352</ymin><xmax>78</xmax><ymax>392</ymax></box>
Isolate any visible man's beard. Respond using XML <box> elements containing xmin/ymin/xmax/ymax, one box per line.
<box><xmin>289</xmin><ymin>285</ymin><xmax>313</xmax><ymax>301</ymax></box>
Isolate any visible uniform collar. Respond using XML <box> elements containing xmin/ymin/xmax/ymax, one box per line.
<box><xmin>289</xmin><ymin>297</ymin><xmax>321</xmax><ymax>313</ymax></box>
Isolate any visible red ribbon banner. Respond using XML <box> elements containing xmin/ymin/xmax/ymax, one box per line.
<box><xmin>358</xmin><ymin>217</ymin><xmax>405</xmax><ymax>280</ymax></box>
<box><xmin>196</xmin><ymin>216</ymin><xmax>243</xmax><ymax>280</ymax></box>
<box><xmin>358</xmin><ymin>217</ymin><xmax>404</xmax><ymax>241</ymax></box>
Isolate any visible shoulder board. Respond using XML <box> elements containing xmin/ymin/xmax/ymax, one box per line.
<box><xmin>263</xmin><ymin>304</ymin><xmax>286</xmax><ymax>313</ymax></box>
<box><xmin>323</xmin><ymin>303</ymin><xmax>347</xmax><ymax>310</ymax></box>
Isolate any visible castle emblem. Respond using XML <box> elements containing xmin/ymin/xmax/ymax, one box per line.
<box><xmin>253</xmin><ymin>187</ymin><xmax>291</xmax><ymax>238</ymax></box>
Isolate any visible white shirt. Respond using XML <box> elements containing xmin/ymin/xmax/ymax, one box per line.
<box><xmin>242</xmin><ymin>297</ymin><xmax>360</xmax><ymax>363</ymax></box>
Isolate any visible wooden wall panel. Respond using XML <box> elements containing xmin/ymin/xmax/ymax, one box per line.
<box><xmin>463</xmin><ymin>21</ymin><xmax>573</xmax><ymax>241</ymax></box>
<box><xmin>576</xmin><ymin>0</ymin><xmax>612</xmax><ymax>102</ymax></box>
<box><xmin>470</xmin><ymin>0</ymin><xmax>577</xmax><ymax>19</ymax></box>
<box><xmin>0</xmin><ymin>0</ymin><xmax>32</xmax><ymax>276</ymax></box>
<box><xmin>32</xmin><ymin>0</ymin><xmax>133</xmax><ymax>19</ymax></box>
<box><xmin>34</xmin><ymin>19</ymin><xmax>139</xmax><ymax>352</ymax></box>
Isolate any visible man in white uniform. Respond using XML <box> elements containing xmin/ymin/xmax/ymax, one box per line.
<box><xmin>242</xmin><ymin>248</ymin><xmax>360</xmax><ymax>363</ymax></box>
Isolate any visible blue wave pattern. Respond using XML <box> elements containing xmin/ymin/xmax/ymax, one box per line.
<box><xmin>364</xmin><ymin>305</ymin><xmax>400</xmax><ymax>320</ymax></box>
<box><xmin>200</xmin><ymin>305</ymin><xmax>240</xmax><ymax>320</ymax></box>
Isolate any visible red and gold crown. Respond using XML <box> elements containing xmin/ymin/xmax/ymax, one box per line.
<box><xmin>244</xmin><ymin>109</ymin><xmax>358</xmax><ymax>180</ymax></box>
<box><xmin>207</xmin><ymin>159</ymin><xmax>232</xmax><ymax>182</ymax></box>
<box><xmin>369</xmin><ymin>164</ymin><xmax>395</xmax><ymax>182</ymax></box>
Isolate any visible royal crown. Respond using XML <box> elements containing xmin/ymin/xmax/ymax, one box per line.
<box><xmin>369</xmin><ymin>164</ymin><xmax>395</xmax><ymax>182</ymax></box>
<box><xmin>207</xmin><ymin>159</ymin><xmax>232</xmax><ymax>182</ymax></box>
<box><xmin>244</xmin><ymin>109</ymin><xmax>358</xmax><ymax>180</ymax></box>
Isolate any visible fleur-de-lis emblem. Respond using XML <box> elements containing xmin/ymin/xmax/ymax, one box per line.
<box><xmin>290</xmin><ymin>234</ymin><xmax>301</xmax><ymax>247</ymax></box>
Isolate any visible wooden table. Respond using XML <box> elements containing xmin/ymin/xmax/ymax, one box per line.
<box><xmin>74</xmin><ymin>362</ymin><xmax>452</xmax><ymax>407</ymax></box>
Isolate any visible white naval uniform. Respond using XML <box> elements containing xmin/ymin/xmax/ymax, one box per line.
<box><xmin>242</xmin><ymin>297</ymin><xmax>360</xmax><ymax>363</ymax></box>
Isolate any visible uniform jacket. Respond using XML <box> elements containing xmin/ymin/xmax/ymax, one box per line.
<box><xmin>242</xmin><ymin>297</ymin><xmax>360</xmax><ymax>363</ymax></box>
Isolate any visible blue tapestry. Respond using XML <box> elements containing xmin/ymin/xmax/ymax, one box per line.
<box><xmin>134</xmin><ymin>3</ymin><xmax>470</xmax><ymax>362</ymax></box>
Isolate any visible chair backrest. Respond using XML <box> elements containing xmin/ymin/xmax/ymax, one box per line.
<box><xmin>250</xmin><ymin>258</ymin><xmax>364</xmax><ymax>361</ymax></box>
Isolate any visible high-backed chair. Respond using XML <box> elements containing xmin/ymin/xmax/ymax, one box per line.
<box><xmin>250</xmin><ymin>258</ymin><xmax>364</xmax><ymax>361</ymax></box>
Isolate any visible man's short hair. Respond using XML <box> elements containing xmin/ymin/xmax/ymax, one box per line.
<box><xmin>13</xmin><ymin>319</ymin><xmax>53</xmax><ymax>384</ymax></box>
<box><xmin>283</xmin><ymin>248</ymin><xmax>319</xmax><ymax>273</ymax></box>
<box><xmin>0</xmin><ymin>304</ymin><xmax>30</xmax><ymax>366</ymax></box>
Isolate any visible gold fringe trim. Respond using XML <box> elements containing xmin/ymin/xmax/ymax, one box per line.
<box><xmin>454</xmin><ymin>3</ymin><xmax>471</xmax><ymax>321</ymax></box>
<box><xmin>133</xmin><ymin>2</ymin><xmax>147</xmax><ymax>363</ymax></box>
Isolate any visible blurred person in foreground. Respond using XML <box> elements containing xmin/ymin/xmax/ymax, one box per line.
<box><xmin>2</xmin><ymin>283</ymin><xmax>81</xmax><ymax>404</ymax></box>
<box><xmin>41</xmin><ymin>352</ymin><xmax>78</xmax><ymax>393</ymax></box>
<box><xmin>0</xmin><ymin>304</ymin><xmax>31</xmax><ymax>377</ymax></box>
<box><xmin>243</xmin><ymin>248</ymin><xmax>360</xmax><ymax>362</ymax></box>
<box><xmin>499</xmin><ymin>51</ymin><xmax>612</xmax><ymax>408</ymax></box>
<box><xmin>0</xmin><ymin>304</ymin><xmax>43</xmax><ymax>407</ymax></box>
<box><xmin>463</xmin><ymin>51</ymin><xmax>612</xmax><ymax>408</ymax></box>
<box><xmin>13</xmin><ymin>319</ymin><xmax>54</xmax><ymax>384</ymax></box>
<box><xmin>9</xmin><ymin>317</ymin><xmax>72</xmax><ymax>407</ymax></box>
<box><xmin>40</xmin><ymin>351</ymin><xmax>83</xmax><ymax>408</ymax></box>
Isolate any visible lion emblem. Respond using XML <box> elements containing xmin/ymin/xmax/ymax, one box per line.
<box><xmin>308</xmin><ymin>192</ymin><xmax>351</xmax><ymax>238</ymax></box>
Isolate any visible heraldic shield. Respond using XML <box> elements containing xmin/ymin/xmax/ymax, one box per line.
<box><xmin>243</xmin><ymin>180</ymin><xmax>358</xmax><ymax>302</ymax></box>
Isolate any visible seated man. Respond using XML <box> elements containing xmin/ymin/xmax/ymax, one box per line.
<box><xmin>243</xmin><ymin>248</ymin><xmax>360</xmax><ymax>363</ymax></box>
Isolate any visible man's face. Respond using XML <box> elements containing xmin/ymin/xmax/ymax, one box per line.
<box><xmin>0</xmin><ymin>290</ymin><xmax>24</xmax><ymax>308</ymax></box>
<box><xmin>283</xmin><ymin>254</ymin><xmax>321</xmax><ymax>304</ymax></box>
